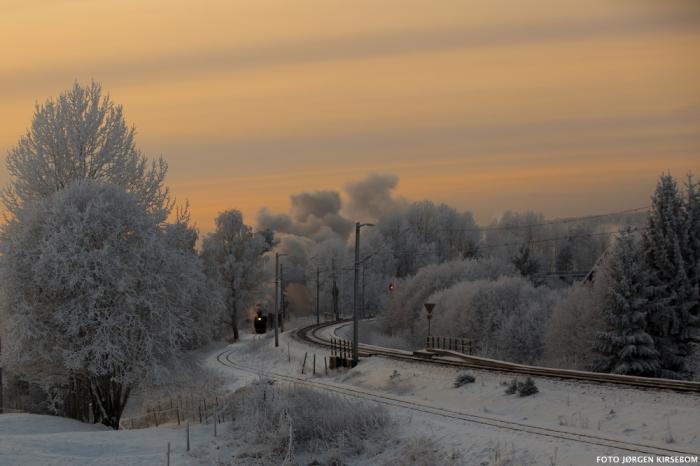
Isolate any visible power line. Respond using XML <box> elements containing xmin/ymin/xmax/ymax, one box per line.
<box><xmin>384</xmin><ymin>227</ymin><xmax>646</xmax><ymax>259</ymax></box>
<box><xmin>445</xmin><ymin>206</ymin><xmax>650</xmax><ymax>233</ymax></box>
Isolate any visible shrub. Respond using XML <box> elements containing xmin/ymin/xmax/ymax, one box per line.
<box><xmin>517</xmin><ymin>377</ymin><xmax>539</xmax><ymax>397</ymax></box>
<box><xmin>503</xmin><ymin>377</ymin><xmax>538</xmax><ymax>397</ymax></box>
<box><xmin>504</xmin><ymin>379</ymin><xmax>518</xmax><ymax>395</ymax></box>
<box><xmin>454</xmin><ymin>373</ymin><xmax>476</xmax><ymax>388</ymax></box>
<box><xmin>226</xmin><ymin>379</ymin><xmax>391</xmax><ymax>464</ymax></box>
<box><xmin>382</xmin><ymin>435</ymin><xmax>461</xmax><ymax>465</ymax></box>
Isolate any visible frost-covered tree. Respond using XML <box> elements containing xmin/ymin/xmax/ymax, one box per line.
<box><xmin>595</xmin><ymin>230</ymin><xmax>660</xmax><ymax>376</ymax></box>
<box><xmin>543</xmin><ymin>282</ymin><xmax>606</xmax><ymax>370</ymax></box>
<box><xmin>2</xmin><ymin>81</ymin><xmax>170</xmax><ymax>222</ymax></box>
<box><xmin>305</xmin><ymin>238</ymin><xmax>354</xmax><ymax>318</ymax></box>
<box><xmin>427</xmin><ymin>275</ymin><xmax>558</xmax><ymax>363</ymax></box>
<box><xmin>642</xmin><ymin>174</ymin><xmax>699</xmax><ymax>378</ymax></box>
<box><xmin>0</xmin><ymin>181</ymin><xmax>205</xmax><ymax>428</ymax></box>
<box><xmin>201</xmin><ymin>210</ymin><xmax>268</xmax><ymax>341</ymax></box>
<box><xmin>404</xmin><ymin>201</ymin><xmax>480</xmax><ymax>262</ymax></box>
<box><xmin>382</xmin><ymin>257</ymin><xmax>516</xmax><ymax>342</ymax></box>
<box><xmin>377</xmin><ymin>210</ymin><xmax>436</xmax><ymax>277</ymax></box>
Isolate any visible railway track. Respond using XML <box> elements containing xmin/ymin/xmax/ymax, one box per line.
<box><xmin>215</xmin><ymin>346</ymin><xmax>700</xmax><ymax>458</ymax></box>
<box><xmin>295</xmin><ymin>320</ymin><xmax>700</xmax><ymax>394</ymax></box>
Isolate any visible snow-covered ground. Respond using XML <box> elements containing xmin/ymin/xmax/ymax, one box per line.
<box><xmin>0</xmin><ymin>413</ymin><xmax>219</xmax><ymax>465</ymax></box>
<box><xmin>203</xmin><ymin>320</ymin><xmax>700</xmax><ymax>465</ymax></box>
<box><xmin>2</xmin><ymin>320</ymin><xmax>699</xmax><ymax>465</ymax></box>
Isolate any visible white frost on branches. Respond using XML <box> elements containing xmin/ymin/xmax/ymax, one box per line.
<box><xmin>0</xmin><ymin>180</ymin><xmax>206</xmax><ymax>393</ymax></box>
<box><xmin>2</xmin><ymin>81</ymin><xmax>170</xmax><ymax>222</ymax></box>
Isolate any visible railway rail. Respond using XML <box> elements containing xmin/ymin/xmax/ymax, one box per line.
<box><xmin>294</xmin><ymin>320</ymin><xmax>700</xmax><ymax>394</ymax></box>
<box><xmin>215</xmin><ymin>345</ymin><xmax>700</xmax><ymax>458</ymax></box>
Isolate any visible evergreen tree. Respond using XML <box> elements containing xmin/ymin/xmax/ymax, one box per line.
<box><xmin>642</xmin><ymin>174</ymin><xmax>699</xmax><ymax>378</ymax></box>
<box><xmin>683</xmin><ymin>175</ymin><xmax>700</xmax><ymax>363</ymax></box>
<box><xmin>512</xmin><ymin>241</ymin><xmax>540</xmax><ymax>279</ymax></box>
<box><xmin>595</xmin><ymin>229</ymin><xmax>660</xmax><ymax>376</ymax></box>
<box><xmin>555</xmin><ymin>240</ymin><xmax>574</xmax><ymax>275</ymax></box>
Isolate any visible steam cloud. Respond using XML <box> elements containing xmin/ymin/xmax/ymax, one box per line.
<box><xmin>257</xmin><ymin>173</ymin><xmax>404</xmax><ymax>242</ymax></box>
<box><xmin>345</xmin><ymin>173</ymin><xmax>407</xmax><ymax>220</ymax></box>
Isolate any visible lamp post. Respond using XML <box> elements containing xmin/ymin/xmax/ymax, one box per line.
<box><xmin>353</xmin><ymin>222</ymin><xmax>374</xmax><ymax>366</ymax></box>
<box><xmin>274</xmin><ymin>252</ymin><xmax>288</xmax><ymax>347</ymax></box>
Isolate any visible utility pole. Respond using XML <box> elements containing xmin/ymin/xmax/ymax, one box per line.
<box><xmin>316</xmin><ymin>265</ymin><xmax>320</xmax><ymax>325</ymax></box>
<box><xmin>361</xmin><ymin>264</ymin><xmax>366</xmax><ymax>319</ymax></box>
<box><xmin>274</xmin><ymin>252</ymin><xmax>287</xmax><ymax>347</ymax></box>
<box><xmin>0</xmin><ymin>337</ymin><xmax>3</xmax><ymax>414</ymax></box>
<box><xmin>331</xmin><ymin>258</ymin><xmax>338</xmax><ymax>321</ymax></box>
<box><xmin>353</xmin><ymin>222</ymin><xmax>374</xmax><ymax>366</ymax></box>
<box><xmin>280</xmin><ymin>263</ymin><xmax>285</xmax><ymax>333</ymax></box>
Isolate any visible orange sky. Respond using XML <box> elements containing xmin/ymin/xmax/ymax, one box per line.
<box><xmin>1</xmin><ymin>0</ymin><xmax>699</xmax><ymax>232</ymax></box>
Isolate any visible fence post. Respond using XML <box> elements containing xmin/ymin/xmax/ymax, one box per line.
<box><xmin>176</xmin><ymin>407</ymin><xmax>181</xmax><ymax>426</ymax></box>
<box><xmin>301</xmin><ymin>352</ymin><xmax>308</xmax><ymax>374</ymax></box>
<box><xmin>153</xmin><ymin>411</ymin><xmax>158</xmax><ymax>427</ymax></box>
<box><xmin>203</xmin><ymin>399</ymin><xmax>208</xmax><ymax>423</ymax></box>
<box><xmin>324</xmin><ymin>356</ymin><xmax>328</xmax><ymax>375</ymax></box>
<box><xmin>187</xmin><ymin>422</ymin><xmax>190</xmax><ymax>452</ymax></box>
<box><xmin>313</xmin><ymin>354</ymin><xmax>316</xmax><ymax>375</ymax></box>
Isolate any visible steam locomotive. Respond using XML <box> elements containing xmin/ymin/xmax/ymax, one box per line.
<box><xmin>253</xmin><ymin>307</ymin><xmax>267</xmax><ymax>334</ymax></box>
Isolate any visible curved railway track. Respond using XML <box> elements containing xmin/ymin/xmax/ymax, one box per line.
<box><xmin>295</xmin><ymin>320</ymin><xmax>700</xmax><ymax>394</ymax></box>
<box><xmin>215</xmin><ymin>345</ymin><xmax>700</xmax><ymax>458</ymax></box>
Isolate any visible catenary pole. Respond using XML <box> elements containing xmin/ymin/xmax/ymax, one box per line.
<box><xmin>353</xmin><ymin>222</ymin><xmax>373</xmax><ymax>365</ymax></box>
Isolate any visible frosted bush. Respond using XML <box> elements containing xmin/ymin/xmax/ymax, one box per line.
<box><xmin>382</xmin><ymin>435</ymin><xmax>461</xmax><ymax>465</ymax></box>
<box><xmin>226</xmin><ymin>380</ymin><xmax>391</xmax><ymax>464</ymax></box>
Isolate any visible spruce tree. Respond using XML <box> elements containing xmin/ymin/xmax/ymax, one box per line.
<box><xmin>642</xmin><ymin>174</ymin><xmax>698</xmax><ymax>378</ymax></box>
<box><xmin>596</xmin><ymin>229</ymin><xmax>660</xmax><ymax>376</ymax></box>
<box><xmin>683</xmin><ymin>175</ymin><xmax>700</xmax><ymax>351</ymax></box>
<box><xmin>512</xmin><ymin>241</ymin><xmax>540</xmax><ymax>279</ymax></box>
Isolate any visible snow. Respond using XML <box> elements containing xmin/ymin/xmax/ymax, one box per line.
<box><xmin>205</xmin><ymin>320</ymin><xmax>700</xmax><ymax>464</ymax></box>
<box><xmin>2</xmin><ymin>320</ymin><xmax>699</xmax><ymax>465</ymax></box>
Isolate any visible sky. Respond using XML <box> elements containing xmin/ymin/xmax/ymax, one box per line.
<box><xmin>1</xmin><ymin>0</ymin><xmax>699</xmax><ymax>232</ymax></box>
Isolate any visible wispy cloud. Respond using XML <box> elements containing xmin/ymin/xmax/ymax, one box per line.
<box><xmin>3</xmin><ymin>11</ymin><xmax>699</xmax><ymax>95</ymax></box>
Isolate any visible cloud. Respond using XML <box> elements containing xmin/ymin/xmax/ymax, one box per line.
<box><xmin>345</xmin><ymin>173</ymin><xmax>407</xmax><ymax>221</ymax></box>
<box><xmin>257</xmin><ymin>173</ymin><xmax>410</xmax><ymax>240</ymax></box>
<box><xmin>290</xmin><ymin>190</ymin><xmax>342</xmax><ymax>222</ymax></box>
<box><xmin>257</xmin><ymin>190</ymin><xmax>353</xmax><ymax>241</ymax></box>
<box><xmin>4</xmin><ymin>10</ymin><xmax>699</xmax><ymax>96</ymax></box>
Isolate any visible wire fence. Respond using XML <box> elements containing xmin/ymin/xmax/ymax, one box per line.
<box><xmin>119</xmin><ymin>394</ymin><xmax>231</xmax><ymax>430</ymax></box>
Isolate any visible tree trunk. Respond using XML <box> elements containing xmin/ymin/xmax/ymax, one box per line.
<box><xmin>232</xmin><ymin>301</ymin><xmax>239</xmax><ymax>341</ymax></box>
<box><xmin>88</xmin><ymin>375</ymin><xmax>130</xmax><ymax>430</ymax></box>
